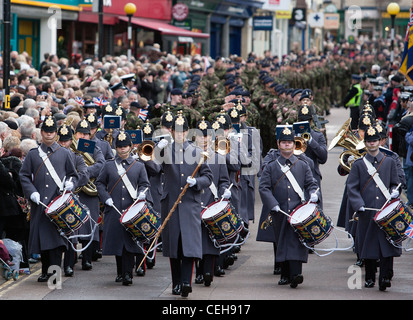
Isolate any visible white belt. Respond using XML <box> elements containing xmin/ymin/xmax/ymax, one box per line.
<box><xmin>38</xmin><ymin>146</ymin><xmax>63</xmax><ymax>191</ymax></box>
<box><xmin>362</xmin><ymin>156</ymin><xmax>391</xmax><ymax>200</ymax></box>
<box><xmin>115</xmin><ymin>161</ymin><xmax>137</xmax><ymax>200</ymax></box>
<box><xmin>277</xmin><ymin>160</ymin><xmax>305</xmax><ymax>202</ymax></box>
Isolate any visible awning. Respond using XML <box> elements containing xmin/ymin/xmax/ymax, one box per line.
<box><xmin>119</xmin><ymin>17</ymin><xmax>210</xmax><ymax>39</ymax></box>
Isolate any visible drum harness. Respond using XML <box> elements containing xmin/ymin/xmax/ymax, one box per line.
<box><xmin>36</xmin><ymin>146</ymin><xmax>99</xmax><ymax>253</ymax></box>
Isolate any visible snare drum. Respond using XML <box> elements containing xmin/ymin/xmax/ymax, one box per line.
<box><xmin>289</xmin><ymin>202</ymin><xmax>332</xmax><ymax>246</ymax></box>
<box><xmin>374</xmin><ymin>199</ymin><xmax>413</xmax><ymax>244</ymax></box>
<box><xmin>45</xmin><ymin>192</ymin><xmax>90</xmax><ymax>236</ymax></box>
<box><xmin>120</xmin><ymin>201</ymin><xmax>160</xmax><ymax>243</ymax></box>
<box><xmin>201</xmin><ymin>200</ymin><xmax>248</xmax><ymax>245</ymax></box>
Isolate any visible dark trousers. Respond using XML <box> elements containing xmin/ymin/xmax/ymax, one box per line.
<box><xmin>196</xmin><ymin>254</ymin><xmax>216</xmax><ymax>277</ymax></box>
<box><xmin>280</xmin><ymin>260</ymin><xmax>303</xmax><ymax>280</ymax></box>
<box><xmin>40</xmin><ymin>246</ymin><xmax>64</xmax><ymax>275</ymax></box>
<box><xmin>365</xmin><ymin>257</ymin><xmax>393</xmax><ymax>283</ymax></box>
<box><xmin>115</xmin><ymin>247</ymin><xmax>135</xmax><ymax>277</ymax></box>
<box><xmin>169</xmin><ymin>234</ymin><xmax>194</xmax><ymax>286</ymax></box>
<box><xmin>349</xmin><ymin>106</ymin><xmax>360</xmax><ymax>130</ymax></box>
<box><xmin>63</xmin><ymin>242</ymin><xmax>76</xmax><ymax>268</ymax></box>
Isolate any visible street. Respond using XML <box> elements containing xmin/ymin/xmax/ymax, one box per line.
<box><xmin>1</xmin><ymin>106</ymin><xmax>413</xmax><ymax>302</ymax></box>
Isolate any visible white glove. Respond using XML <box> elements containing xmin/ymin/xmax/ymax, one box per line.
<box><xmin>390</xmin><ymin>189</ymin><xmax>400</xmax><ymax>199</ymax></box>
<box><xmin>222</xmin><ymin>188</ymin><xmax>231</xmax><ymax>199</ymax></box>
<box><xmin>30</xmin><ymin>192</ymin><xmax>40</xmax><ymax>205</ymax></box>
<box><xmin>310</xmin><ymin>193</ymin><xmax>318</xmax><ymax>203</ymax></box>
<box><xmin>105</xmin><ymin>198</ymin><xmax>114</xmax><ymax>207</ymax></box>
<box><xmin>64</xmin><ymin>180</ymin><xmax>74</xmax><ymax>191</ymax></box>
<box><xmin>359</xmin><ymin>206</ymin><xmax>365</xmax><ymax>212</ymax></box>
<box><xmin>157</xmin><ymin>139</ymin><xmax>169</xmax><ymax>150</ymax></box>
<box><xmin>348</xmin><ymin>155</ymin><xmax>355</xmax><ymax>163</ymax></box>
<box><xmin>271</xmin><ymin>205</ymin><xmax>280</xmax><ymax>212</ymax></box>
<box><xmin>187</xmin><ymin>176</ymin><xmax>196</xmax><ymax>187</ymax></box>
<box><xmin>137</xmin><ymin>192</ymin><xmax>146</xmax><ymax>201</ymax></box>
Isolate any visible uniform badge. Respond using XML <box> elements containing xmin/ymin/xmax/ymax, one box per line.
<box><xmin>301</xmin><ymin>106</ymin><xmax>309</xmax><ymax>115</ymax></box>
<box><xmin>282</xmin><ymin>127</ymin><xmax>292</xmax><ymax>135</ymax></box>
<box><xmin>105</xmin><ymin>105</ymin><xmax>113</xmax><ymax>113</ymax></box>
<box><xmin>116</xmin><ymin>107</ymin><xmax>123</xmax><ymax>116</ymax></box>
<box><xmin>198</xmin><ymin>120</ymin><xmax>208</xmax><ymax>130</ymax></box>
<box><xmin>60</xmin><ymin>126</ymin><xmax>68</xmax><ymax>135</ymax></box>
<box><xmin>80</xmin><ymin>120</ymin><xmax>88</xmax><ymax>128</ymax></box>
<box><xmin>143</xmin><ymin>124</ymin><xmax>152</xmax><ymax>135</ymax></box>
<box><xmin>176</xmin><ymin>115</ymin><xmax>185</xmax><ymax>126</ymax></box>
<box><xmin>230</xmin><ymin>109</ymin><xmax>238</xmax><ymax>118</ymax></box>
<box><xmin>212</xmin><ymin>121</ymin><xmax>220</xmax><ymax>130</ymax></box>
<box><xmin>87</xmin><ymin>114</ymin><xmax>95</xmax><ymax>123</ymax></box>
<box><xmin>165</xmin><ymin>113</ymin><xmax>173</xmax><ymax>122</ymax></box>
<box><xmin>367</xmin><ymin>126</ymin><xmax>376</xmax><ymax>136</ymax></box>
<box><xmin>362</xmin><ymin>116</ymin><xmax>371</xmax><ymax>126</ymax></box>
<box><xmin>118</xmin><ymin>131</ymin><xmax>126</xmax><ymax>141</ymax></box>
<box><xmin>45</xmin><ymin>117</ymin><xmax>54</xmax><ymax>127</ymax></box>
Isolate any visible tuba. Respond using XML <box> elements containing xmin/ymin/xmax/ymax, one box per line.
<box><xmin>70</xmin><ymin>139</ymin><xmax>98</xmax><ymax>196</ymax></box>
<box><xmin>328</xmin><ymin>119</ymin><xmax>366</xmax><ymax>173</ymax></box>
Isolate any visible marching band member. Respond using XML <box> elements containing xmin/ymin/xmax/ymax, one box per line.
<box><xmin>256</xmin><ymin>136</ymin><xmax>315</xmax><ymax>276</ymax></box>
<box><xmin>346</xmin><ymin>124</ymin><xmax>401</xmax><ymax>291</ymax></box>
<box><xmin>19</xmin><ymin>116</ymin><xmax>79</xmax><ymax>282</ymax></box>
<box><xmin>155</xmin><ymin>111</ymin><xmax>213</xmax><ymax>297</ymax></box>
<box><xmin>96</xmin><ymin>131</ymin><xmax>150</xmax><ymax>286</ymax></box>
<box><xmin>56</xmin><ymin>123</ymin><xmax>89</xmax><ymax>277</ymax></box>
<box><xmin>194</xmin><ymin>117</ymin><xmax>230</xmax><ymax>287</ymax></box>
<box><xmin>259</xmin><ymin>125</ymin><xmax>318</xmax><ymax>288</ymax></box>
<box><xmin>73</xmin><ymin>119</ymin><xmax>105</xmax><ymax>271</ymax></box>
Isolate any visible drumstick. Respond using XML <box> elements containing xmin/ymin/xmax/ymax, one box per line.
<box><xmin>219</xmin><ymin>183</ymin><xmax>234</xmax><ymax>203</ymax></box>
<box><xmin>380</xmin><ymin>183</ymin><xmax>402</xmax><ymax>211</ymax></box>
<box><xmin>135</xmin><ymin>152</ymin><xmax>209</xmax><ymax>272</ymax></box>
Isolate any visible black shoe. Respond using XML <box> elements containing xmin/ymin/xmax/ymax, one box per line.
<box><xmin>214</xmin><ymin>266</ymin><xmax>225</xmax><ymax>277</ymax></box>
<box><xmin>135</xmin><ymin>266</ymin><xmax>145</xmax><ymax>277</ymax></box>
<box><xmin>278</xmin><ymin>277</ymin><xmax>290</xmax><ymax>285</ymax></box>
<box><xmin>82</xmin><ymin>262</ymin><xmax>92</xmax><ymax>270</ymax></box>
<box><xmin>64</xmin><ymin>267</ymin><xmax>74</xmax><ymax>277</ymax></box>
<box><xmin>37</xmin><ymin>273</ymin><xmax>50</xmax><ymax>282</ymax></box>
<box><xmin>181</xmin><ymin>283</ymin><xmax>192</xmax><ymax>297</ymax></box>
<box><xmin>204</xmin><ymin>273</ymin><xmax>212</xmax><ymax>287</ymax></box>
<box><xmin>290</xmin><ymin>274</ymin><xmax>303</xmax><ymax>288</ymax></box>
<box><xmin>364</xmin><ymin>279</ymin><xmax>375</xmax><ymax>288</ymax></box>
<box><xmin>379</xmin><ymin>279</ymin><xmax>391</xmax><ymax>291</ymax></box>
<box><xmin>122</xmin><ymin>273</ymin><xmax>133</xmax><ymax>286</ymax></box>
<box><xmin>115</xmin><ymin>275</ymin><xmax>123</xmax><ymax>283</ymax></box>
<box><xmin>273</xmin><ymin>267</ymin><xmax>281</xmax><ymax>275</ymax></box>
<box><xmin>355</xmin><ymin>259</ymin><xmax>364</xmax><ymax>267</ymax></box>
<box><xmin>172</xmin><ymin>284</ymin><xmax>182</xmax><ymax>295</ymax></box>
<box><xmin>146</xmin><ymin>257</ymin><xmax>155</xmax><ymax>269</ymax></box>
<box><xmin>195</xmin><ymin>274</ymin><xmax>204</xmax><ymax>284</ymax></box>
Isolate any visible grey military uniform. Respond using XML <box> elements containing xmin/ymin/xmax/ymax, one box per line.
<box><xmin>259</xmin><ymin>154</ymin><xmax>318</xmax><ymax>263</ymax></box>
<box><xmin>96</xmin><ymin>155</ymin><xmax>150</xmax><ymax>256</ymax></box>
<box><xmin>19</xmin><ymin>142</ymin><xmax>79</xmax><ymax>254</ymax></box>
<box><xmin>346</xmin><ymin>152</ymin><xmax>401</xmax><ymax>259</ymax></box>
<box><xmin>158</xmin><ymin>141</ymin><xmax>213</xmax><ymax>259</ymax></box>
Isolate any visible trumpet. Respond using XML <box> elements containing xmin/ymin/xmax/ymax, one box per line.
<box><xmin>215</xmin><ymin>136</ymin><xmax>230</xmax><ymax>156</ymax></box>
<box><xmin>294</xmin><ymin>136</ymin><xmax>307</xmax><ymax>155</ymax></box>
<box><xmin>137</xmin><ymin>140</ymin><xmax>155</xmax><ymax>161</ymax></box>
